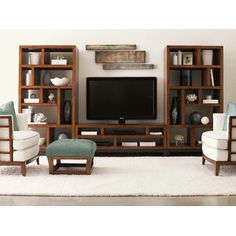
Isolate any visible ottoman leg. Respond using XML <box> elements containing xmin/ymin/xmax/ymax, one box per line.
<box><xmin>48</xmin><ymin>158</ymin><xmax>54</xmax><ymax>174</ymax></box>
<box><xmin>86</xmin><ymin>158</ymin><xmax>92</xmax><ymax>174</ymax></box>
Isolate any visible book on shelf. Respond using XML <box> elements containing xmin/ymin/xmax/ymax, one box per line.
<box><xmin>23</xmin><ymin>98</ymin><xmax>40</xmax><ymax>103</ymax></box>
<box><xmin>81</xmin><ymin>131</ymin><xmax>98</xmax><ymax>135</ymax></box>
<box><xmin>28</xmin><ymin>122</ymin><xmax>47</xmax><ymax>125</ymax></box>
<box><xmin>139</xmin><ymin>141</ymin><xmax>156</xmax><ymax>147</ymax></box>
<box><xmin>203</xmin><ymin>99</ymin><xmax>219</xmax><ymax>104</ymax></box>
<box><xmin>149</xmin><ymin>131</ymin><xmax>163</xmax><ymax>135</ymax></box>
<box><xmin>210</xmin><ymin>69</ymin><xmax>215</xmax><ymax>86</ymax></box>
<box><xmin>122</xmin><ymin>142</ymin><xmax>138</xmax><ymax>147</ymax></box>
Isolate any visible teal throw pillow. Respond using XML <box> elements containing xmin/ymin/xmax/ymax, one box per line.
<box><xmin>223</xmin><ymin>102</ymin><xmax>236</xmax><ymax>131</ymax></box>
<box><xmin>0</xmin><ymin>101</ymin><xmax>19</xmax><ymax>131</ymax></box>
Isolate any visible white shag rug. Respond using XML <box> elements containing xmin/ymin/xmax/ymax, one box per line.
<box><xmin>1</xmin><ymin>156</ymin><xmax>236</xmax><ymax>197</ymax></box>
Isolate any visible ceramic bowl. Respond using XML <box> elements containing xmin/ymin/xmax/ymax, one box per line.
<box><xmin>51</xmin><ymin>77</ymin><xmax>70</xmax><ymax>86</ymax></box>
<box><xmin>39</xmin><ymin>137</ymin><xmax>46</xmax><ymax>146</ymax></box>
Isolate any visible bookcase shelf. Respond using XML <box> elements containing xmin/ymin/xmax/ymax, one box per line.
<box><xmin>19</xmin><ymin>45</ymin><xmax>77</xmax><ymax>151</ymax></box>
<box><xmin>165</xmin><ymin>45</ymin><xmax>223</xmax><ymax>151</ymax></box>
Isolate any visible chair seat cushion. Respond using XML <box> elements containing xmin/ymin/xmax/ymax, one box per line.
<box><xmin>46</xmin><ymin>139</ymin><xmax>97</xmax><ymax>157</ymax></box>
<box><xmin>202</xmin><ymin>131</ymin><xmax>228</xmax><ymax>150</ymax></box>
<box><xmin>13</xmin><ymin>131</ymin><xmax>40</xmax><ymax>150</ymax></box>
<box><xmin>14</xmin><ymin>144</ymin><xmax>39</xmax><ymax>161</ymax></box>
<box><xmin>202</xmin><ymin>143</ymin><xmax>230</xmax><ymax>161</ymax></box>
<box><xmin>0</xmin><ymin>144</ymin><xmax>39</xmax><ymax>162</ymax></box>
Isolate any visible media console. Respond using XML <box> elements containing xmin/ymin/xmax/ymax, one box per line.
<box><xmin>76</xmin><ymin>124</ymin><xmax>167</xmax><ymax>153</ymax></box>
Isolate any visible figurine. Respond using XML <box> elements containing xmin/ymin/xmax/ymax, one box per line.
<box><xmin>48</xmin><ymin>92</ymin><xmax>55</xmax><ymax>104</ymax></box>
<box><xmin>33</xmin><ymin>113</ymin><xmax>47</xmax><ymax>123</ymax></box>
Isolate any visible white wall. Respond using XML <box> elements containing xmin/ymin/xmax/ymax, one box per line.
<box><xmin>0</xmin><ymin>29</ymin><xmax>235</xmax><ymax>123</ymax></box>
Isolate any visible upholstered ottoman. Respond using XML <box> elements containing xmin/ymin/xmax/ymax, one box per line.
<box><xmin>46</xmin><ymin>139</ymin><xmax>96</xmax><ymax>175</ymax></box>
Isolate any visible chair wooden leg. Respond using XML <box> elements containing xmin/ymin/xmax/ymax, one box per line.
<box><xmin>215</xmin><ymin>163</ymin><xmax>220</xmax><ymax>176</ymax></box>
<box><xmin>202</xmin><ymin>156</ymin><xmax>206</xmax><ymax>165</ymax></box>
<box><xmin>21</xmin><ymin>163</ymin><xmax>26</xmax><ymax>176</ymax></box>
<box><xmin>36</xmin><ymin>157</ymin><xmax>40</xmax><ymax>165</ymax></box>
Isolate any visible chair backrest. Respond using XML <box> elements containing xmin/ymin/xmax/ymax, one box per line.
<box><xmin>228</xmin><ymin>116</ymin><xmax>236</xmax><ymax>161</ymax></box>
<box><xmin>0</xmin><ymin>116</ymin><xmax>13</xmax><ymax>162</ymax></box>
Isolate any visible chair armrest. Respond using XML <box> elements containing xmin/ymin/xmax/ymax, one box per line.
<box><xmin>16</xmin><ymin>113</ymin><xmax>28</xmax><ymax>131</ymax></box>
<box><xmin>213</xmin><ymin>113</ymin><xmax>226</xmax><ymax>131</ymax></box>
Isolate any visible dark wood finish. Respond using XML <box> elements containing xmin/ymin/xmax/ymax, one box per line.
<box><xmin>103</xmin><ymin>63</ymin><xmax>154</xmax><ymax>70</ymax></box>
<box><xmin>19</xmin><ymin>45</ymin><xmax>77</xmax><ymax>152</ymax></box>
<box><xmin>86</xmin><ymin>44</ymin><xmax>136</xmax><ymax>50</ymax></box>
<box><xmin>0</xmin><ymin>116</ymin><xmax>39</xmax><ymax>176</ymax></box>
<box><xmin>47</xmin><ymin>156</ymin><xmax>94</xmax><ymax>175</ymax></box>
<box><xmin>76</xmin><ymin>124</ymin><xmax>167</xmax><ymax>152</ymax></box>
<box><xmin>95</xmin><ymin>51</ymin><xmax>146</xmax><ymax>63</ymax></box>
<box><xmin>202</xmin><ymin>116</ymin><xmax>236</xmax><ymax>176</ymax></box>
<box><xmin>165</xmin><ymin>45</ymin><xmax>224</xmax><ymax>151</ymax></box>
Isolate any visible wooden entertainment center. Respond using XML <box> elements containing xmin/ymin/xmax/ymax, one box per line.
<box><xmin>19</xmin><ymin>45</ymin><xmax>223</xmax><ymax>155</ymax></box>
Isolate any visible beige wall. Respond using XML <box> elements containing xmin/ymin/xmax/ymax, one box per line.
<box><xmin>0</xmin><ymin>29</ymin><xmax>235</xmax><ymax>123</ymax></box>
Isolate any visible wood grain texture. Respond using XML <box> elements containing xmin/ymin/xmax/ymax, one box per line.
<box><xmin>86</xmin><ymin>44</ymin><xmax>136</xmax><ymax>50</ymax></box>
<box><xmin>95</xmin><ymin>51</ymin><xmax>146</xmax><ymax>63</ymax></box>
<box><xmin>103</xmin><ymin>63</ymin><xmax>154</xmax><ymax>70</ymax></box>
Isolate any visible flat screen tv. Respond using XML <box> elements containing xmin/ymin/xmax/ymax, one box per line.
<box><xmin>87</xmin><ymin>77</ymin><xmax>157</xmax><ymax>123</ymax></box>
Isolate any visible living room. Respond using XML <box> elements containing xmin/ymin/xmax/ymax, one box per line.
<box><xmin>1</xmin><ymin>1</ymin><xmax>236</xmax><ymax>235</ymax></box>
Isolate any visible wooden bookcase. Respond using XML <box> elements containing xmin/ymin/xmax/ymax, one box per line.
<box><xmin>165</xmin><ymin>45</ymin><xmax>223</xmax><ymax>152</ymax></box>
<box><xmin>76</xmin><ymin>124</ymin><xmax>167</xmax><ymax>152</ymax></box>
<box><xmin>19</xmin><ymin>45</ymin><xmax>77</xmax><ymax>152</ymax></box>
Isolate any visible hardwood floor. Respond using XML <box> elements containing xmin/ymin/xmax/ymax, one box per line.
<box><xmin>0</xmin><ymin>195</ymin><xmax>236</xmax><ymax>206</ymax></box>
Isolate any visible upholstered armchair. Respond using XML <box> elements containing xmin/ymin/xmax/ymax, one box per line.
<box><xmin>202</xmin><ymin>113</ymin><xmax>236</xmax><ymax>176</ymax></box>
<box><xmin>0</xmin><ymin>114</ymin><xmax>40</xmax><ymax>176</ymax></box>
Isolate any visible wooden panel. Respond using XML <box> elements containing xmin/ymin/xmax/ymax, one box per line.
<box><xmin>95</xmin><ymin>51</ymin><xmax>146</xmax><ymax>63</ymax></box>
<box><xmin>103</xmin><ymin>63</ymin><xmax>154</xmax><ymax>70</ymax></box>
<box><xmin>86</xmin><ymin>44</ymin><xmax>136</xmax><ymax>51</ymax></box>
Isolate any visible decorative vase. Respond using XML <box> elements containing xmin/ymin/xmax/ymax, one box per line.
<box><xmin>57</xmin><ymin>133</ymin><xmax>69</xmax><ymax>140</ymax></box>
<box><xmin>25</xmin><ymin>70</ymin><xmax>33</xmax><ymax>86</ymax></box>
<box><xmin>28</xmin><ymin>52</ymin><xmax>41</xmax><ymax>65</ymax></box>
<box><xmin>202</xmin><ymin>50</ymin><xmax>213</xmax><ymax>65</ymax></box>
<box><xmin>63</xmin><ymin>100</ymin><xmax>72</xmax><ymax>124</ymax></box>
<box><xmin>171</xmin><ymin>97</ymin><xmax>178</xmax><ymax>125</ymax></box>
<box><xmin>41</xmin><ymin>70</ymin><xmax>53</xmax><ymax>85</ymax></box>
<box><xmin>172</xmin><ymin>53</ymin><xmax>178</xmax><ymax>65</ymax></box>
<box><xmin>190</xmin><ymin>112</ymin><xmax>202</xmax><ymax>124</ymax></box>
<box><xmin>177</xmin><ymin>50</ymin><xmax>182</xmax><ymax>65</ymax></box>
<box><xmin>180</xmin><ymin>69</ymin><xmax>192</xmax><ymax>86</ymax></box>
<box><xmin>201</xmin><ymin>116</ymin><xmax>209</xmax><ymax>125</ymax></box>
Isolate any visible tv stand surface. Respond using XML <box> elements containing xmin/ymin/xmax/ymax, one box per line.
<box><xmin>76</xmin><ymin>123</ymin><xmax>167</xmax><ymax>153</ymax></box>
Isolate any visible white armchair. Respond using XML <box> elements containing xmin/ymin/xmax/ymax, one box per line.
<box><xmin>0</xmin><ymin>114</ymin><xmax>40</xmax><ymax>176</ymax></box>
<box><xmin>202</xmin><ymin>113</ymin><xmax>236</xmax><ymax>176</ymax></box>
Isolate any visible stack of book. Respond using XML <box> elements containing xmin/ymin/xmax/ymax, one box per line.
<box><xmin>139</xmin><ymin>141</ymin><xmax>156</xmax><ymax>147</ymax></box>
<box><xmin>81</xmin><ymin>131</ymin><xmax>98</xmax><ymax>135</ymax></box>
<box><xmin>122</xmin><ymin>142</ymin><xmax>138</xmax><ymax>147</ymax></box>
<box><xmin>203</xmin><ymin>99</ymin><xmax>219</xmax><ymax>104</ymax></box>
<box><xmin>149</xmin><ymin>131</ymin><xmax>162</xmax><ymax>135</ymax></box>
<box><xmin>23</xmin><ymin>98</ymin><xmax>39</xmax><ymax>103</ymax></box>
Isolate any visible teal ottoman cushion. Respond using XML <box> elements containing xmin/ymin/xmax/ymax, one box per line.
<box><xmin>46</xmin><ymin>139</ymin><xmax>97</xmax><ymax>157</ymax></box>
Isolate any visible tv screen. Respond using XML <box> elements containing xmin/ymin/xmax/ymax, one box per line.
<box><xmin>87</xmin><ymin>77</ymin><xmax>157</xmax><ymax>122</ymax></box>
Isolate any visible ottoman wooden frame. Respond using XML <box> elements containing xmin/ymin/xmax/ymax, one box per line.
<box><xmin>47</xmin><ymin>156</ymin><xmax>94</xmax><ymax>175</ymax></box>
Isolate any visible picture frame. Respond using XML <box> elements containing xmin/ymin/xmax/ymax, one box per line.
<box><xmin>183</xmin><ymin>52</ymin><xmax>193</xmax><ymax>65</ymax></box>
